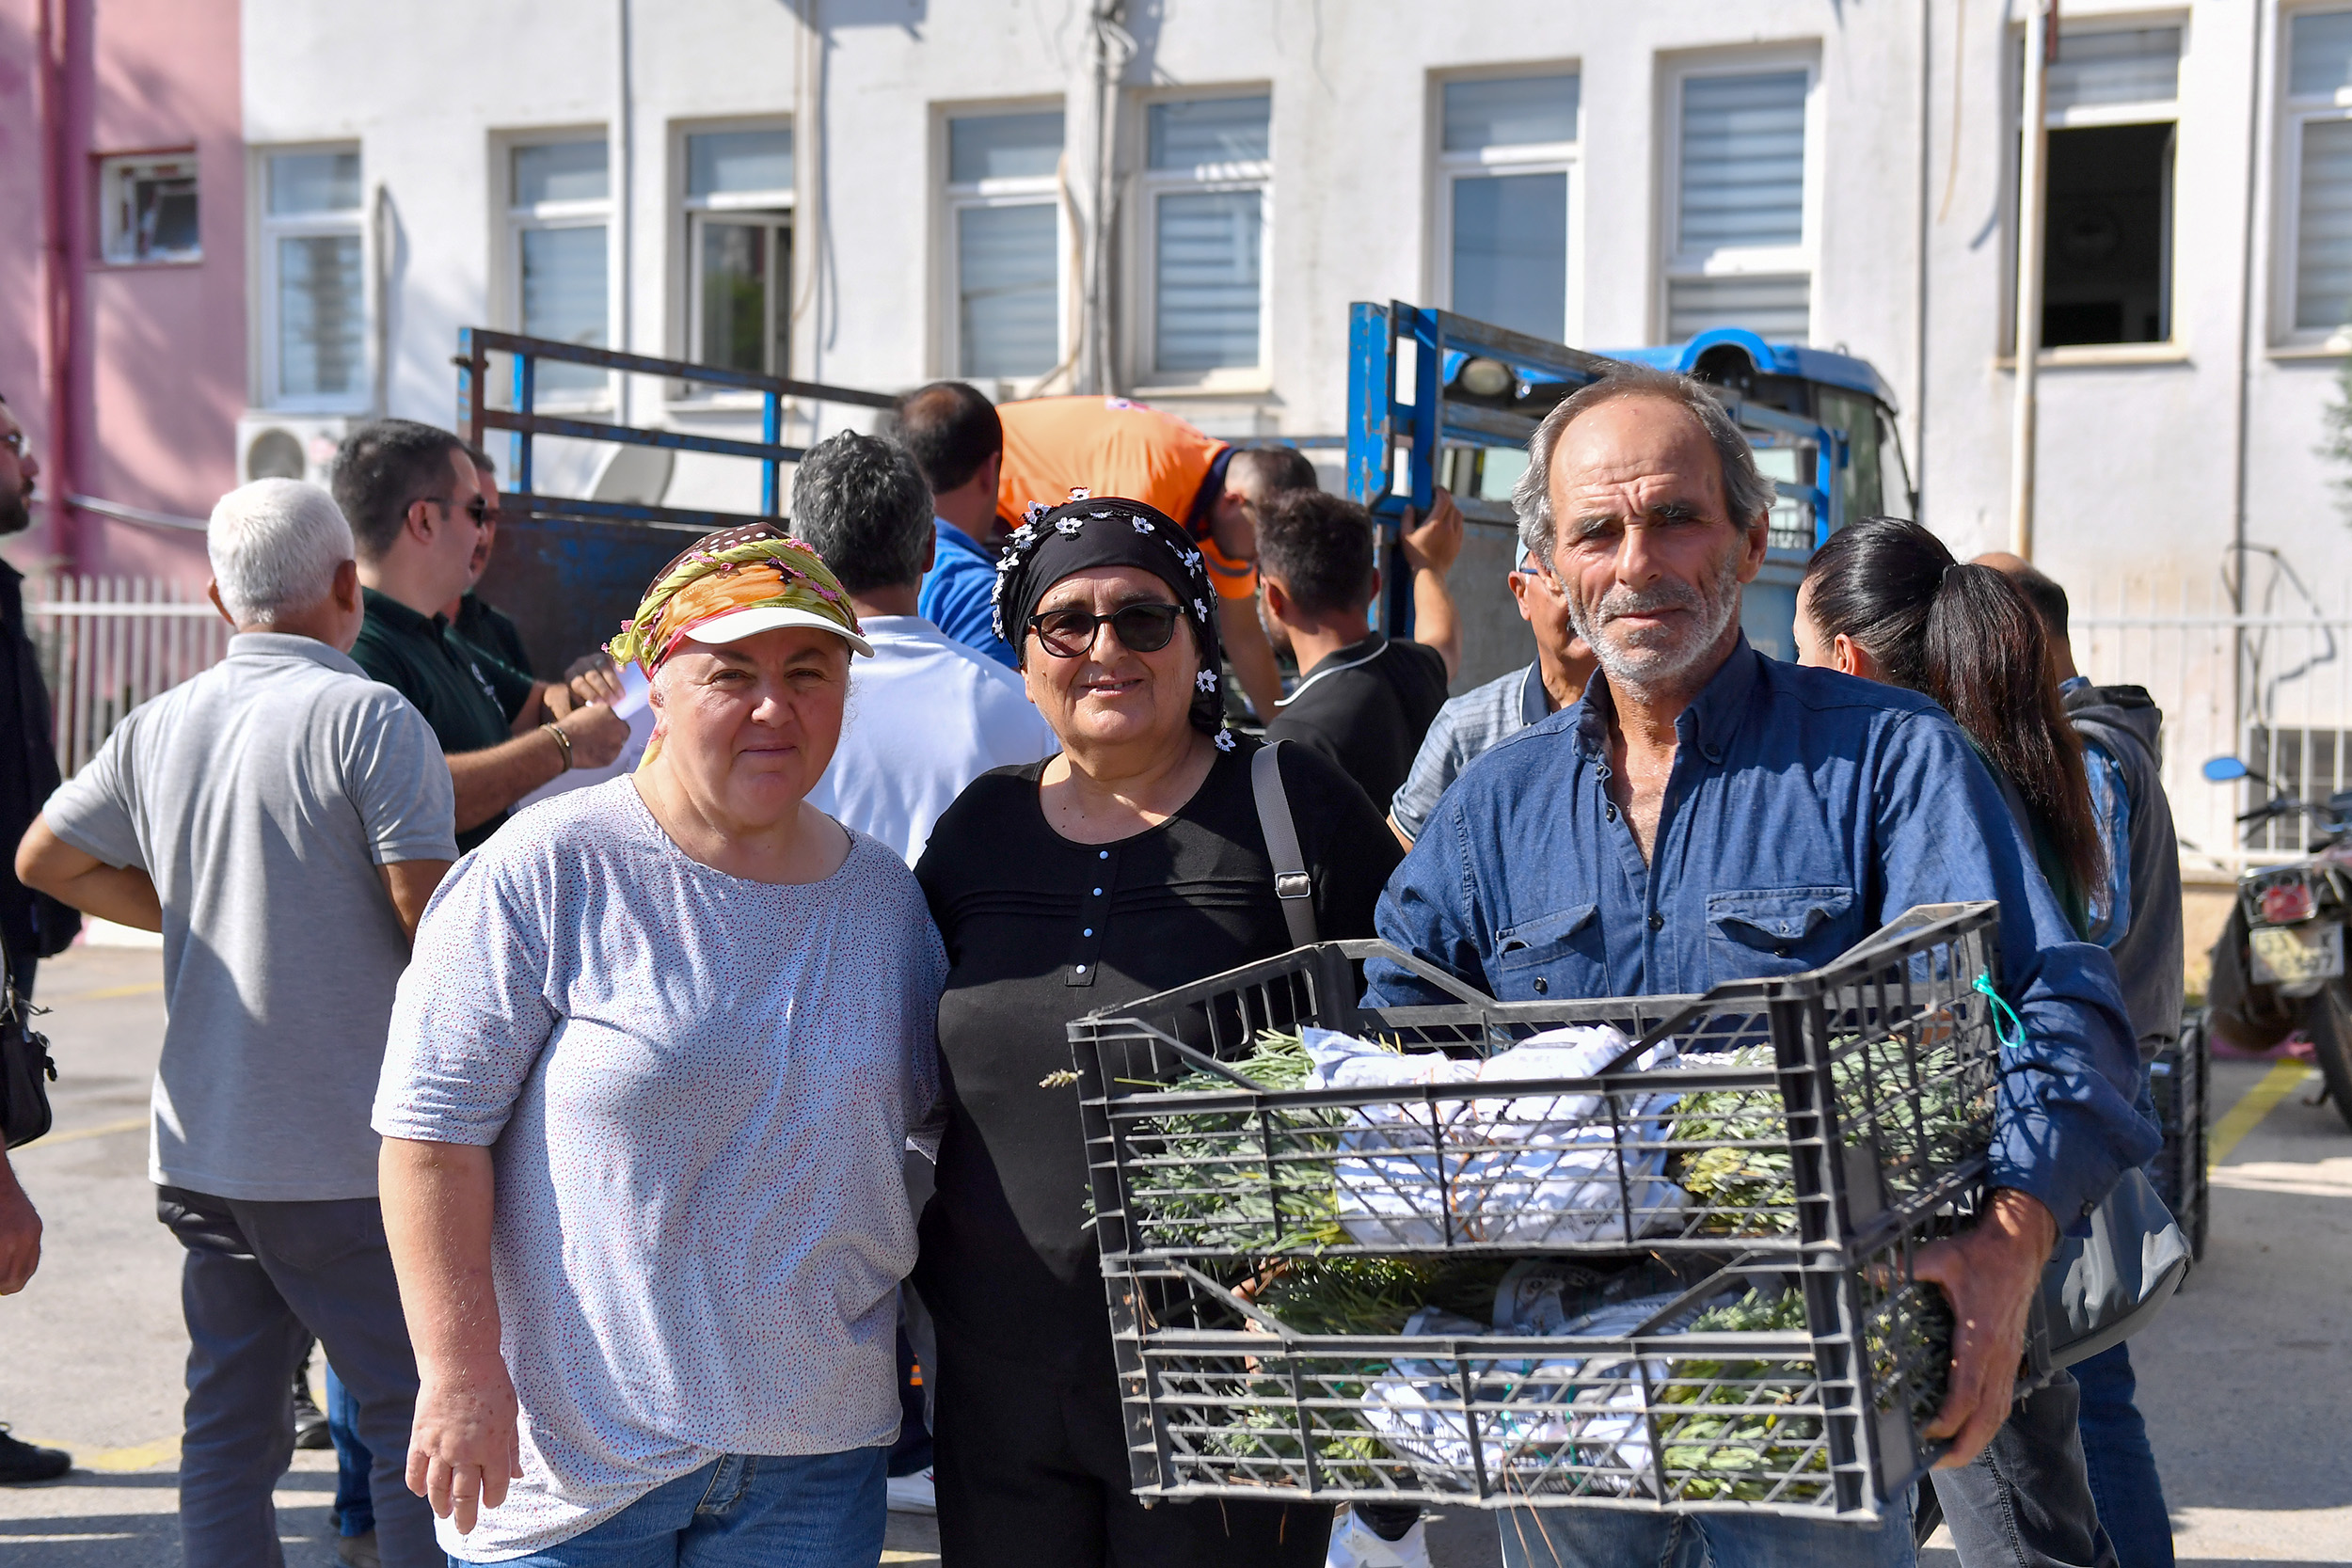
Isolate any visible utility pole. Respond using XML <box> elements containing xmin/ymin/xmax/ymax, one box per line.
<box><xmin>2010</xmin><ymin>0</ymin><xmax>2054</xmax><ymax>560</ymax></box>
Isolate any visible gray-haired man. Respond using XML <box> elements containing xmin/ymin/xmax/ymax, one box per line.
<box><xmin>16</xmin><ymin>479</ymin><xmax>456</xmax><ymax>1568</ymax></box>
<box><xmin>1365</xmin><ymin>370</ymin><xmax>2154</xmax><ymax>1567</ymax></box>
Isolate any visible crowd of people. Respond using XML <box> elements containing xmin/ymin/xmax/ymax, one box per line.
<box><xmin>0</xmin><ymin>365</ymin><xmax>2185</xmax><ymax>1568</ymax></box>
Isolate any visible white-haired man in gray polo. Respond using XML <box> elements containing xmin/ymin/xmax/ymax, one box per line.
<box><xmin>16</xmin><ymin>479</ymin><xmax>456</xmax><ymax>1568</ymax></box>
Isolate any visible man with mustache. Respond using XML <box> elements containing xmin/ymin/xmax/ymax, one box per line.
<box><xmin>0</xmin><ymin>393</ymin><xmax>76</xmax><ymax>1485</ymax></box>
<box><xmin>1363</xmin><ymin>368</ymin><xmax>2155</xmax><ymax>1566</ymax></box>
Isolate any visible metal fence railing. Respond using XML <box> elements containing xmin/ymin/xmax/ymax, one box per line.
<box><xmin>29</xmin><ymin>578</ymin><xmax>229</xmax><ymax>777</ymax></box>
<box><xmin>2074</xmin><ymin>580</ymin><xmax>2352</xmax><ymax>877</ymax></box>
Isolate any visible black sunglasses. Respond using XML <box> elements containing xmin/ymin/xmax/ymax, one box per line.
<box><xmin>1026</xmin><ymin>602</ymin><xmax>1184</xmax><ymax>658</ymax></box>
<box><xmin>414</xmin><ymin>494</ymin><xmax>491</xmax><ymax>527</ymax></box>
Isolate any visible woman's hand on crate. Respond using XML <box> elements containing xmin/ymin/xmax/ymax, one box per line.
<box><xmin>1914</xmin><ymin>1188</ymin><xmax>2059</xmax><ymax>1466</ymax></box>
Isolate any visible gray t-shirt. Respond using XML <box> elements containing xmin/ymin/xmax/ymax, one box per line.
<box><xmin>373</xmin><ymin>779</ymin><xmax>946</xmax><ymax>1560</ymax></box>
<box><xmin>1389</xmin><ymin>661</ymin><xmax>1550</xmax><ymax>842</ymax></box>
<box><xmin>43</xmin><ymin>633</ymin><xmax>457</xmax><ymax>1200</ymax></box>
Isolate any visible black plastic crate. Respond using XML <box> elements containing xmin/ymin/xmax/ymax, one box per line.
<box><xmin>2148</xmin><ymin>1017</ymin><xmax>2209</xmax><ymax>1260</ymax></box>
<box><xmin>1101</xmin><ymin>1217</ymin><xmax>1974</xmax><ymax>1520</ymax></box>
<box><xmin>1072</xmin><ymin>904</ymin><xmax>2004</xmax><ymax>1264</ymax></box>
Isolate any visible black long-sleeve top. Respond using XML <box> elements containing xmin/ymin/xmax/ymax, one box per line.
<box><xmin>912</xmin><ymin>738</ymin><xmax>1400</xmax><ymax>1369</ymax></box>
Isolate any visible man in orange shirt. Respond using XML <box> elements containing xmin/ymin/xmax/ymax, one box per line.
<box><xmin>995</xmin><ymin>395</ymin><xmax>1315</xmax><ymax>719</ymax></box>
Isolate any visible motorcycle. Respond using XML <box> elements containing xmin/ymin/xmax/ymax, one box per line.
<box><xmin>2202</xmin><ymin>753</ymin><xmax>2352</xmax><ymax>1131</ymax></box>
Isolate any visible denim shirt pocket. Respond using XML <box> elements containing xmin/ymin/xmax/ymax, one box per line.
<box><xmin>1492</xmin><ymin>903</ymin><xmax>1605</xmax><ymax>999</ymax></box>
<box><xmin>1706</xmin><ymin>886</ymin><xmax>1857</xmax><ymax>984</ymax></box>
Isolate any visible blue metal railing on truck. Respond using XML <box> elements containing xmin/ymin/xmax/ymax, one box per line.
<box><xmin>451</xmin><ymin>329</ymin><xmax>902</xmax><ymax>672</ymax></box>
<box><xmin>1343</xmin><ymin>301</ymin><xmax>1853</xmax><ymax>641</ymax></box>
<box><xmin>454</xmin><ymin>328</ymin><xmax>897</xmax><ymax>535</ymax></box>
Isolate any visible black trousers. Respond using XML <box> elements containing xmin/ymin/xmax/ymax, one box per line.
<box><xmin>931</xmin><ymin>1325</ymin><xmax>1331</xmax><ymax>1568</ymax></box>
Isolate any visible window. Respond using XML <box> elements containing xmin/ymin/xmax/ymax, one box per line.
<box><xmin>2285</xmin><ymin>9</ymin><xmax>2352</xmax><ymax>339</ymax></box>
<box><xmin>944</xmin><ymin>110</ymin><xmax>1065</xmax><ymax>381</ymax></box>
<box><xmin>1142</xmin><ymin>95</ymin><xmax>1271</xmax><ymax>379</ymax></box>
<box><xmin>1438</xmin><ymin>73</ymin><xmax>1579</xmax><ymax>342</ymax></box>
<box><xmin>683</xmin><ymin>127</ymin><xmax>792</xmax><ymax>378</ymax></box>
<box><xmin>260</xmin><ymin>150</ymin><xmax>365</xmax><ymax>407</ymax></box>
<box><xmin>2026</xmin><ymin>26</ymin><xmax>2180</xmax><ymax>347</ymax></box>
<box><xmin>506</xmin><ymin>138</ymin><xmax>612</xmax><ymax>399</ymax></box>
<box><xmin>100</xmin><ymin>152</ymin><xmax>200</xmax><ymax>264</ymax></box>
<box><xmin>1663</xmin><ymin>67</ymin><xmax>1812</xmax><ymax>342</ymax></box>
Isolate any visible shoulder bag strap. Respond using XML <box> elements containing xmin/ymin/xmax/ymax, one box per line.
<box><xmin>1250</xmin><ymin>741</ymin><xmax>1319</xmax><ymax>949</ymax></box>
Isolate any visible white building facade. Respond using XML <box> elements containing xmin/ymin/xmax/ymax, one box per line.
<box><xmin>233</xmin><ymin>0</ymin><xmax>2352</xmax><ymax>860</ymax></box>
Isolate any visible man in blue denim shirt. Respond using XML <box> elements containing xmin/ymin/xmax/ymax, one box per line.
<box><xmin>1365</xmin><ymin>369</ymin><xmax>2157</xmax><ymax>1568</ymax></box>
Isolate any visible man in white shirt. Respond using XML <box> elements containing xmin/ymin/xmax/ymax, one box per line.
<box><xmin>796</xmin><ymin>431</ymin><xmax>1057</xmax><ymax>865</ymax></box>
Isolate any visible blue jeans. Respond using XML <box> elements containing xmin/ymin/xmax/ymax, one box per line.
<box><xmin>326</xmin><ymin>1362</ymin><xmax>374</xmax><ymax>1537</ymax></box>
<box><xmin>1496</xmin><ymin>1492</ymin><xmax>1915</xmax><ymax>1567</ymax></box>
<box><xmin>475</xmin><ymin>1448</ymin><xmax>886</xmax><ymax>1568</ymax></box>
<box><xmin>2074</xmin><ymin>1342</ymin><xmax>2172</xmax><ymax>1568</ymax></box>
<box><xmin>1930</xmin><ymin>1372</ymin><xmax>2116</xmax><ymax>1568</ymax></box>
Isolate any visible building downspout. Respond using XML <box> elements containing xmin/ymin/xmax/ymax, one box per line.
<box><xmin>37</xmin><ymin>0</ymin><xmax>76</xmax><ymax>566</ymax></box>
<box><xmin>1915</xmin><ymin>0</ymin><xmax>1934</xmax><ymax>516</ymax></box>
<box><xmin>2010</xmin><ymin>0</ymin><xmax>2052</xmax><ymax>560</ymax></box>
<box><xmin>789</xmin><ymin>0</ymin><xmax>825</xmax><ymax>429</ymax></box>
<box><xmin>1066</xmin><ymin>2</ymin><xmax>1134</xmax><ymax>396</ymax></box>
<box><xmin>614</xmin><ymin>0</ymin><xmax>635</xmax><ymax>426</ymax></box>
<box><xmin>2230</xmin><ymin>1</ymin><xmax>2268</xmax><ymax>742</ymax></box>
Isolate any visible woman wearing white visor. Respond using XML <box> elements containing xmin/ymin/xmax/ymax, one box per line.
<box><xmin>373</xmin><ymin>524</ymin><xmax>945</xmax><ymax>1567</ymax></box>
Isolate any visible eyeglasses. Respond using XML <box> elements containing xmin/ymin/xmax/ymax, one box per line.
<box><xmin>0</xmin><ymin>431</ymin><xmax>25</xmax><ymax>457</ymax></box>
<box><xmin>1026</xmin><ymin>602</ymin><xmax>1184</xmax><ymax>658</ymax></box>
<box><xmin>413</xmin><ymin>494</ymin><xmax>491</xmax><ymax>527</ymax></box>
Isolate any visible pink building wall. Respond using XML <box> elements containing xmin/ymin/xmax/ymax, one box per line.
<box><xmin>0</xmin><ymin>0</ymin><xmax>243</xmax><ymax>590</ymax></box>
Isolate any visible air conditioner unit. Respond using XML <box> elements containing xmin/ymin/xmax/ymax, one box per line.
<box><xmin>235</xmin><ymin>412</ymin><xmax>359</xmax><ymax>487</ymax></box>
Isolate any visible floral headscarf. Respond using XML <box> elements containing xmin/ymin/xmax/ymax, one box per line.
<box><xmin>990</xmin><ymin>490</ymin><xmax>1234</xmax><ymax>748</ymax></box>
<box><xmin>607</xmin><ymin>523</ymin><xmax>865</xmax><ymax>675</ymax></box>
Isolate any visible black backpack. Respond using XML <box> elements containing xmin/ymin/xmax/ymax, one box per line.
<box><xmin>0</xmin><ymin>926</ymin><xmax>56</xmax><ymax>1148</ymax></box>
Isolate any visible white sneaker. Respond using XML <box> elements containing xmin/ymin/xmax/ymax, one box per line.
<box><xmin>885</xmin><ymin>1466</ymin><xmax>936</xmax><ymax>1515</ymax></box>
<box><xmin>1327</xmin><ymin>1506</ymin><xmax>1431</xmax><ymax>1568</ymax></box>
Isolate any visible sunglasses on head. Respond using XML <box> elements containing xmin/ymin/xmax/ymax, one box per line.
<box><xmin>1026</xmin><ymin>602</ymin><xmax>1184</xmax><ymax>658</ymax></box>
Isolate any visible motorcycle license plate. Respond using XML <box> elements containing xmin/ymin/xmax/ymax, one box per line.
<box><xmin>2249</xmin><ymin>922</ymin><xmax>2345</xmax><ymax>986</ymax></box>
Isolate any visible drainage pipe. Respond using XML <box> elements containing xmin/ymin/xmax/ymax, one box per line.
<box><xmin>2010</xmin><ymin>0</ymin><xmax>2051</xmax><ymax>560</ymax></box>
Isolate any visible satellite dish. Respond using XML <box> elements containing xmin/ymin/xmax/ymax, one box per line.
<box><xmin>588</xmin><ymin>443</ymin><xmax>675</xmax><ymax>507</ymax></box>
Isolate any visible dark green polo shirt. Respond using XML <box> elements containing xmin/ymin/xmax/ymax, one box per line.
<box><xmin>353</xmin><ymin>587</ymin><xmax>536</xmax><ymax>851</ymax></box>
<box><xmin>453</xmin><ymin>593</ymin><xmax>534</xmax><ymax>678</ymax></box>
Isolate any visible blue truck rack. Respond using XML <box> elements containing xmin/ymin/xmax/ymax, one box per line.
<box><xmin>1344</xmin><ymin>302</ymin><xmax>1908</xmax><ymax>671</ymax></box>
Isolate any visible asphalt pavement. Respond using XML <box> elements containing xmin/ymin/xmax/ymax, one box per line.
<box><xmin>3</xmin><ymin>944</ymin><xmax>2346</xmax><ymax>1567</ymax></box>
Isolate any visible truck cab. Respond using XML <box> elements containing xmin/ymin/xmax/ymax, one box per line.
<box><xmin>1345</xmin><ymin>303</ymin><xmax>1911</xmax><ymax>686</ymax></box>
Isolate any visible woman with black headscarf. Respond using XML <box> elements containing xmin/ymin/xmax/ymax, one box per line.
<box><xmin>912</xmin><ymin>494</ymin><xmax>1399</xmax><ymax>1566</ymax></box>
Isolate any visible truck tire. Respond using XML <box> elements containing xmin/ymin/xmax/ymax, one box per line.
<box><xmin>2298</xmin><ymin>984</ymin><xmax>2352</xmax><ymax>1134</ymax></box>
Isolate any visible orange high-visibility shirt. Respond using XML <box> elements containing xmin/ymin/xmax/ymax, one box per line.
<box><xmin>995</xmin><ymin>396</ymin><xmax>1255</xmax><ymax>597</ymax></box>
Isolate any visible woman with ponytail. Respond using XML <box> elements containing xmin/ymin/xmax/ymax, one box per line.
<box><xmin>1796</xmin><ymin>515</ymin><xmax>2128</xmax><ymax>1568</ymax></box>
<box><xmin>1796</xmin><ymin>515</ymin><xmax>2105</xmax><ymax>937</ymax></box>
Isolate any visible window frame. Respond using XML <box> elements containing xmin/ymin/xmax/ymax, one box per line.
<box><xmin>253</xmin><ymin>143</ymin><xmax>369</xmax><ymax>414</ymax></box>
<box><xmin>2006</xmin><ymin>16</ymin><xmax>2186</xmax><ymax>355</ymax></box>
<box><xmin>1430</xmin><ymin>66</ymin><xmax>1582</xmax><ymax>346</ymax></box>
<box><xmin>498</xmin><ymin>129</ymin><xmax>615</xmax><ymax>411</ymax></box>
<box><xmin>675</xmin><ymin>119</ymin><xmax>795</xmax><ymax>399</ymax></box>
<box><xmin>97</xmin><ymin>150</ymin><xmax>203</xmax><ymax>267</ymax></box>
<box><xmin>1656</xmin><ymin>50</ymin><xmax>1822</xmax><ymax>345</ymax></box>
<box><xmin>2279</xmin><ymin>6</ymin><xmax>2352</xmax><ymax>348</ymax></box>
<box><xmin>936</xmin><ymin>101</ymin><xmax>1070</xmax><ymax>390</ymax></box>
<box><xmin>1130</xmin><ymin>87</ymin><xmax>1274</xmax><ymax>394</ymax></box>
